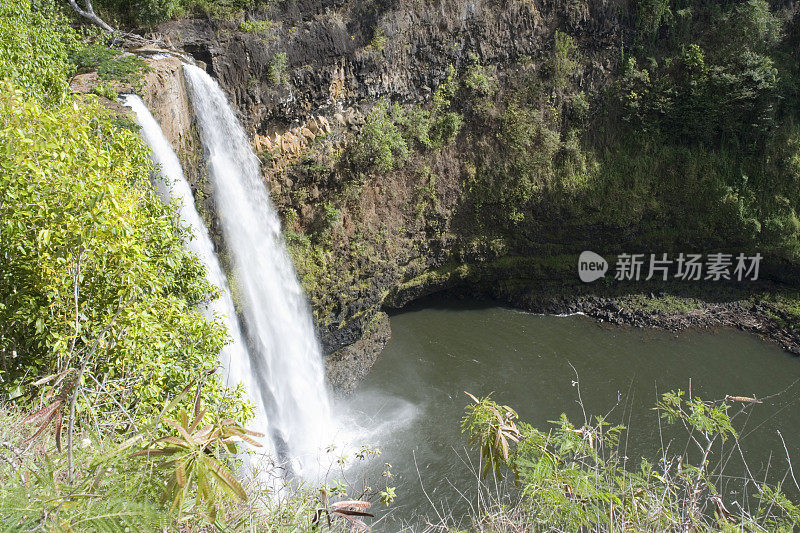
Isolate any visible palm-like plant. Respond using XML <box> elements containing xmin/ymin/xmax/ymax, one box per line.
<box><xmin>462</xmin><ymin>391</ymin><xmax>521</xmax><ymax>478</ymax></box>
<box><xmin>134</xmin><ymin>401</ymin><xmax>264</xmax><ymax>523</ymax></box>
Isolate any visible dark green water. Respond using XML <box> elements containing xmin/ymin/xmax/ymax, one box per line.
<box><xmin>342</xmin><ymin>300</ymin><xmax>800</xmax><ymax>530</ymax></box>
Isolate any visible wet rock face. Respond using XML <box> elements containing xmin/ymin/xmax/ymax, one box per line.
<box><xmin>158</xmin><ymin>0</ymin><xmax>622</xmax><ymax>131</ymax></box>
<box><xmin>141</xmin><ymin>57</ymin><xmax>199</xmax><ymax>181</ymax></box>
<box><xmin>325</xmin><ymin>311</ymin><xmax>391</xmax><ymax>393</ymax></box>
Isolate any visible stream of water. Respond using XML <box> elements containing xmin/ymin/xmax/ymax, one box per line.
<box><xmin>183</xmin><ymin>65</ymin><xmax>335</xmax><ymax>477</ymax></box>
<box><xmin>122</xmin><ymin>94</ymin><xmax>274</xmax><ymax>465</ymax></box>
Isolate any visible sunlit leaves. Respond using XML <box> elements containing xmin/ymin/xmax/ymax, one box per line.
<box><xmin>135</xmin><ymin>403</ymin><xmax>262</xmax><ymax>522</ymax></box>
<box><xmin>0</xmin><ymin>0</ymin><xmax>80</xmax><ymax>105</ymax></box>
<box><xmin>0</xmin><ymin>83</ymin><xmax>245</xmax><ymax>422</ymax></box>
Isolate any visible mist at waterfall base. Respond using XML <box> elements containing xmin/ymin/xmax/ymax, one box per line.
<box><xmin>182</xmin><ymin>64</ymin><xmax>347</xmax><ymax>479</ymax></box>
<box><xmin>344</xmin><ymin>300</ymin><xmax>800</xmax><ymax>529</ymax></box>
<box><xmin>122</xmin><ymin>94</ymin><xmax>275</xmax><ymax>468</ymax></box>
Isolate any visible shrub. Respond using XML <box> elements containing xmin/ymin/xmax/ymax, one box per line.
<box><xmin>90</xmin><ymin>79</ymin><xmax>118</xmax><ymax>100</ymax></box>
<box><xmin>464</xmin><ymin>58</ymin><xmax>496</xmax><ymax>97</ymax></box>
<box><xmin>72</xmin><ymin>43</ymin><xmax>152</xmax><ymax>89</ymax></box>
<box><xmin>399</xmin><ymin>105</ymin><xmax>433</xmax><ymax>149</ymax></box>
<box><xmin>72</xmin><ymin>42</ymin><xmax>117</xmax><ymax>71</ymax></box>
<box><xmin>322</xmin><ymin>201</ymin><xmax>341</xmax><ymax>229</ymax></box>
<box><xmin>552</xmin><ymin>30</ymin><xmax>578</xmax><ymax>91</ymax></box>
<box><xmin>462</xmin><ymin>390</ymin><xmax>800</xmax><ymax>530</ymax></box>
<box><xmin>239</xmin><ymin>18</ymin><xmax>273</xmax><ymax>34</ymax></box>
<box><xmin>430</xmin><ymin>111</ymin><xmax>462</xmax><ymax>147</ymax></box>
<box><xmin>97</xmin><ymin>54</ymin><xmax>152</xmax><ymax>88</ymax></box>
<box><xmin>0</xmin><ymin>0</ymin><xmax>80</xmax><ymax>104</ymax></box>
<box><xmin>635</xmin><ymin>0</ymin><xmax>672</xmax><ymax>41</ymax></box>
<box><xmin>353</xmin><ymin>100</ymin><xmax>409</xmax><ymax>172</ymax></box>
<box><xmin>268</xmin><ymin>51</ymin><xmax>287</xmax><ymax>84</ymax></box>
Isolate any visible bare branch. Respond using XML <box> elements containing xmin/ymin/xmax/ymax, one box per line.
<box><xmin>67</xmin><ymin>295</ymin><xmax>135</xmax><ymax>483</ymax></box>
<box><xmin>66</xmin><ymin>0</ymin><xmax>116</xmax><ymax>33</ymax></box>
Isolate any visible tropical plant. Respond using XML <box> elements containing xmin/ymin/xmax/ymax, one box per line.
<box><xmin>461</xmin><ymin>391</ymin><xmax>521</xmax><ymax>479</ymax></box>
<box><xmin>134</xmin><ymin>394</ymin><xmax>263</xmax><ymax>522</ymax></box>
<box><xmin>462</xmin><ymin>389</ymin><xmax>800</xmax><ymax>530</ymax></box>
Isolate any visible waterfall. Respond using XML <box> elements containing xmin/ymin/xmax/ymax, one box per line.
<box><xmin>182</xmin><ymin>64</ymin><xmax>334</xmax><ymax>476</ymax></box>
<box><xmin>122</xmin><ymin>94</ymin><xmax>275</xmax><ymax>466</ymax></box>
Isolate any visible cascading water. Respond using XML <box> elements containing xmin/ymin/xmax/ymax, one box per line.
<box><xmin>182</xmin><ymin>64</ymin><xmax>335</xmax><ymax>476</ymax></box>
<box><xmin>122</xmin><ymin>94</ymin><xmax>275</xmax><ymax>466</ymax></box>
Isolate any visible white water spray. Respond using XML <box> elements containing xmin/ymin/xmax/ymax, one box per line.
<box><xmin>182</xmin><ymin>64</ymin><xmax>335</xmax><ymax>476</ymax></box>
<box><xmin>122</xmin><ymin>94</ymin><xmax>275</xmax><ymax>465</ymax></box>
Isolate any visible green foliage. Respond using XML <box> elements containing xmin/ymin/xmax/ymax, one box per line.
<box><xmin>462</xmin><ymin>391</ymin><xmax>800</xmax><ymax>530</ymax></box>
<box><xmin>0</xmin><ymin>406</ymin><xmax>167</xmax><ymax>531</ymax></box>
<box><xmin>72</xmin><ymin>42</ymin><xmax>117</xmax><ymax>70</ymax></box>
<box><xmin>429</xmin><ymin>111</ymin><xmax>462</xmax><ymax>147</ymax></box>
<box><xmin>568</xmin><ymin>90</ymin><xmax>589</xmax><ymax>121</ymax></box>
<box><xmin>353</xmin><ymin>100</ymin><xmax>409</xmax><ymax>172</ymax></box>
<box><xmin>92</xmin><ymin>0</ymin><xmax>281</xmax><ymax>25</ymax></box>
<box><xmin>414</xmin><ymin>166</ymin><xmax>439</xmax><ymax>220</ymax></box>
<box><xmin>552</xmin><ymin>30</ymin><xmax>578</xmax><ymax>91</ymax></box>
<box><xmin>432</xmin><ymin>65</ymin><xmax>457</xmax><ymax>113</ymax></box>
<box><xmin>467</xmin><ymin>102</ymin><xmax>562</xmax><ymax>225</ymax></box>
<box><xmin>72</xmin><ymin>42</ymin><xmax>152</xmax><ymax>90</ymax></box>
<box><xmin>90</xmin><ymin>79</ymin><xmax>118</xmax><ymax>100</ymax></box>
<box><xmin>635</xmin><ymin>0</ymin><xmax>672</xmax><ymax>41</ymax></box>
<box><xmin>461</xmin><ymin>392</ymin><xmax>521</xmax><ymax>479</ymax></box>
<box><xmin>352</xmin><ymin>68</ymin><xmax>463</xmax><ymax>172</ymax></box>
<box><xmin>0</xmin><ymin>84</ymin><xmax>246</xmax><ymax>421</ymax></box>
<box><xmin>0</xmin><ymin>0</ymin><xmax>79</xmax><ymax>104</ymax></box>
<box><xmin>367</xmin><ymin>26</ymin><xmax>386</xmax><ymax>53</ymax></box>
<box><xmin>98</xmin><ymin>54</ymin><xmax>151</xmax><ymax>88</ymax></box>
<box><xmin>94</xmin><ymin>0</ymin><xmax>179</xmax><ymax>26</ymax></box>
<box><xmin>239</xmin><ymin>17</ymin><xmax>273</xmax><ymax>34</ymax></box>
<box><xmin>267</xmin><ymin>51</ymin><xmax>287</xmax><ymax>84</ymax></box>
<box><xmin>135</xmin><ymin>402</ymin><xmax>260</xmax><ymax>522</ymax></box>
<box><xmin>322</xmin><ymin>201</ymin><xmax>341</xmax><ymax>229</ymax></box>
<box><xmin>175</xmin><ymin>0</ymin><xmax>257</xmax><ymax>20</ymax></box>
<box><xmin>620</xmin><ymin>44</ymin><xmax>779</xmax><ymax>146</ymax></box>
<box><xmin>464</xmin><ymin>54</ymin><xmax>496</xmax><ymax>97</ymax></box>
<box><xmin>400</xmin><ymin>105</ymin><xmax>433</xmax><ymax>148</ymax></box>
<box><xmin>454</xmin><ymin>0</ymin><xmax>799</xmax><ymax>261</ymax></box>
<box><xmin>657</xmin><ymin>389</ymin><xmax>736</xmax><ymax>442</ymax></box>
<box><xmin>1</xmin><ymin>448</ymin><xmax>167</xmax><ymax>531</ymax></box>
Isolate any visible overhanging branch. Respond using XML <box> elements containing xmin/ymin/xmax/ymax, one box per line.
<box><xmin>66</xmin><ymin>0</ymin><xmax>116</xmax><ymax>33</ymax></box>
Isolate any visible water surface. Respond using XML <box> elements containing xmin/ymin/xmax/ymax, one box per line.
<box><xmin>344</xmin><ymin>300</ymin><xmax>800</xmax><ymax>529</ymax></box>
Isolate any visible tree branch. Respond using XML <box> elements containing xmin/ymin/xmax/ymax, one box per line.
<box><xmin>67</xmin><ymin>295</ymin><xmax>134</xmax><ymax>483</ymax></box>
<box><xmin>66</xmin><ymin>0</ymin><xmax>116</xmax><ymax>33</ymax></box>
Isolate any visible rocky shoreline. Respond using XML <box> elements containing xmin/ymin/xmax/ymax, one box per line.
<box><xmin>506</xmin><ymin>293</ymin><xmax>800</xmax><ymax>357</ymax></box>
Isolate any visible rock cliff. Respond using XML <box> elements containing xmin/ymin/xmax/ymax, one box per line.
<box><xmin>134</xmin><ymin>0</ymin><xmax>800</xmax><ymax>391</ymax></box>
